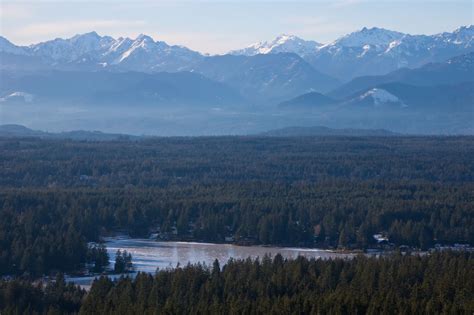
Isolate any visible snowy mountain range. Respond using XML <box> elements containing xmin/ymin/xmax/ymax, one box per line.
<box><xmin>1</xmin><ymin>25</ymin><xmax>472</xmax><ymax>81</ymax></box>
<box><xmin>231</xmin><ymin>26</ymin><xmax>474</xmax><ymax>80</ymax></box>
<box><xmin>0</xmin><ymin>32</ymin><xmax>339</xmax><ymax>102</ymax></box>
<box><xmin>0</xmin><ymin>31</ymin><xmax>202</xmax><ymax>73</ymax></box>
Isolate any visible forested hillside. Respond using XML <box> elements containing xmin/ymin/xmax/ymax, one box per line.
<box><xmin>0</xmin><ymin>136</ymin><xmax>473</xmax><ymax>276</ymax></box>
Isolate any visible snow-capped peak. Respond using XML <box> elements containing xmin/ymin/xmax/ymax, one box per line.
<box><xmin>116</xmin><ymin>34</ymin><xmax>158</xmax><ymax>62</ymax></box>
<box><xmin>28</xmin><ymin>31</ymin><xmax>116</xmax><ymax>61</ymax></box>
<box><xmin>135</xmin><ymin>34</ymin><xmax>155</xmax><ymax>43</ymax></box>
<box><xmin>230</xmin><ymin>34</ymin><xmax>322</xmax><ymax>56</ymax></box>
<box><xmin>332</xmin><ymin>27</ymin><xmax>406</xmax><ymax>48</ymax></box>
<box><xmin>435</xmin><ymin>25</ymin><xmax>474</xmax><ymax>46</ymax></box>
<box><xmin>448</xmin><ymin>25</ymin><xmax>474</xmax><ymax>38</ymax></box>
<box><xmin>274</xmin><ymin>34</ymin><xmax>300</xmax><ymax>44</ymax></box>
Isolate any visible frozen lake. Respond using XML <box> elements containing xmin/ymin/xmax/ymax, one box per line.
<box><xmin>68</xmin><ymin>236</ymin><xmax>354</xmax><ymax>288</ymax></box>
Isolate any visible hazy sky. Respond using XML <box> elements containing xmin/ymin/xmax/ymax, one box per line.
<box><xmin>1</xmin><ymin>0</ymin><xmax>472</xmax><ymax>54</ymax></box>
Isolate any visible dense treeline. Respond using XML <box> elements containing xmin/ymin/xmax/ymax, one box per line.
<box><xmin>1</xmin><ymin>252</ymin><xmax>472</xmax><ymax>314</ymax></box>
<box><xmin>0</xmin><ymin>136</ymin><xmax>473</xmax><ymax>276</ymax></box>
<box><xmin>1</xmin><ymin>136</ymin><xmax>473</xmax><ymax>187</ymax></box>
<box><xmin>0</xmin><ymin>274</ymin><xmax>85</xmax><ymax>314</ymax></box>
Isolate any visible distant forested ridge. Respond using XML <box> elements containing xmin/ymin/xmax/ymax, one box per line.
<box><xmin>1</xmin><ymin>252</ymin><xmax>473</xmax><ymax>314</ymax></box>
<box><xmin>0</xmin><ymin>136</ymin><xmax>473</xmax><ymax>276</ymax></box>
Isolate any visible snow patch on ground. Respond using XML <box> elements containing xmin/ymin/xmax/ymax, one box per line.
<box><xmin>360</xmin><ymin>88</ymin><xmax>406</xmax><ymax>107</ymax></box>
<box><xmin>0</xmin><ymin>92</ymin><xmax>34</xmax><ymax>103</ymax></box>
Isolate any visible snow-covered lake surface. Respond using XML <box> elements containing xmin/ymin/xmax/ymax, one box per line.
<box><xmin>67</xmin><ymin>236</ymin><xmax>354</xmax><ymax>289</ymax></box>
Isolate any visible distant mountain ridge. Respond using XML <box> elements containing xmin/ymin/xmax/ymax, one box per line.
<box><xmin>0</xmin><ymin>70</ymin><xmax>244</xmax><ymax>106</ymax></box>
<box><xmin>0</xmin><ymin>124</ymin><xmax>139</xmax><ymax>140</ymax></box>
<box><xmin>279</xmin><ymin>81</ymin><xmax>474</xmax><ymax>113</ymax></box>
<box><xmin>191</xmin><ymin>53</ymin><xmax>339</xmax><ymax>102</ymax></box>
<box><xmin>2</xmin><ymin>25</ymin><xmax>472</xmax><ymax>83</ymax></box>
<box><xmin>0</xmin><ymin>124</ymin><xmax>400</xmax><ymax>139</ymax></box>
<box><xmin>231</xmin><ymin>25</ymin><xmax>474</xmax><ymax>80</ymax></box>
<box><xmin>329</xmin><ymin>52</ymin><xmax>474</xmax><ymax>99</ymax></box>
<box><xmin>259</xmin><ymin>126</ymin><xmax>399</xmax><ymax>137</ymax></box>
<box><xmin>0</xmin><ymin>32</ymin><xmax>202</xmax><ymax>72</ymax></box>
<box><xmin>278</xmin><ymin>92</ymin><xmax>336</xmax><ymax>109</ymax></box>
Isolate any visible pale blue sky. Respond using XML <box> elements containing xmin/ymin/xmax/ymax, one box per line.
<box><xmin>1</xmin><ymin>0</ymin><xmax>473</xmax><ymax>54</ymax></box>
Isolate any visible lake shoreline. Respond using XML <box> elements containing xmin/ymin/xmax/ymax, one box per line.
<box><xmin>67</xmin><ymin>236</ymin><xmax>358</xmax><ymax>289</ymax></box>
<box><xmin>102</xmin><ymin>232</ymin><xmax>368</xmax><ymax>254</ymax></box>
<box><xmin>19</xmin><ymin>236</ymin><xmax>471</xmax><ymax>291</ymax></box>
